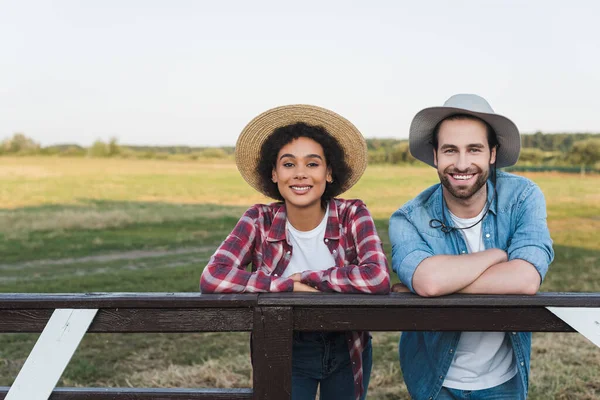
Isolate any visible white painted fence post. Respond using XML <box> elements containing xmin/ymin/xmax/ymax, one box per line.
<box><xmin>546</xmin><ymin>307</ymin><xmax>600</xmax><ymax>348</ymax></box>
<box><xmin>5</xmin><ymin>308</ymin><xmax>98</xmax><ymax>400</ymax></box>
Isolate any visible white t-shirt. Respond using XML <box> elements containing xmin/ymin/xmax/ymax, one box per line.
<box><xmin>282</xmin><ymin>208</ymin><xmax>335</xmax><ymax>278</ymax></box>
<box><xmin>442</xmin><ymin>208</ymin><xmax>518</xmax><ymax>390</ymax></box>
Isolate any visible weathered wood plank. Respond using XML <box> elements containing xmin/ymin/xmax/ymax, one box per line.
<box><xmin>293</xmin><ymin>307</ymin><xmax>575</xmax><ymax>332</ymax></box>
<box><xmin>0</xmin><ymin>310</ymin><xmax>53</xmax><ymax>332</ymax></box>
<box><xmin>0</xmin><ymin>293</ymin><xmax>258</xmax><ymax>309</ymax></box>
<box><xmin>0</xmin><ymin>387</ymin><xmax>253</xmax><ymax>400</ymax></box>
<box><xmin>252</xmin><ymin>307</ymin><xmax>292</xmax><ymax>400</ymax></box>
<box><xmin>0</xmin><ymin>309</ymin><xmax>253</xmax><ymax>333</ymax></box>
<box><xmin>258</xmin><ymin>292</ymin><xmax>600</xmax><ymax>307</ymax></box>
<box><xmin>2</xmin><ymin>292</ymin><xmax>600</xmax><ymax>309</ymax></box>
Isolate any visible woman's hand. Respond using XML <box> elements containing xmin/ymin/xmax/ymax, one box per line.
<box><xmin>293</xmin><ymin>282</ymin><xmax>320</xmax><ymax>292</ymax></box>
<box><xmin>391</xmin><ymin>283</ymin><xmax>411</xmax><ymax>293</ymax></box>
<box><xmin>289</xmin><ymin>272</ymin><xmax>319</xmax><ymax>292</ymax></box>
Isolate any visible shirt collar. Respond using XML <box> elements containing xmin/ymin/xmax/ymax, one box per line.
<box><xmin>486</xmin><ymin>179</ymin><xmax>498</xmax><ymax>215</ymax></box>
<box><xmin>266</xmin><ymin>200</ymin><xmax>341</xmax><ymax>242</ymax></box>
<box><xmin>266</xmin><ymin>202</ymin><xmax>287</xmax><ymax>242</ymax></box>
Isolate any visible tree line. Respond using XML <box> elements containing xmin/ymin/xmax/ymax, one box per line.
<box><xmin>1</xmin><ymin>132</ymin><xmax>599</xmax><ymax>169</ymax></box>
<box><xmin>365</xmin><ymin>133</ymin><xmax>600</xmax><ymax>170</ymax></box>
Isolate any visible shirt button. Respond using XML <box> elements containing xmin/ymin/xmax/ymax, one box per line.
<box><xmin>485</xmin><ymin>233</ymin><xmax>490</xmax><ymax>238</ymax></box>
<box><xmin>449</xmin><ymin>349</ymin><xmax>453</xmax><ymax>353</ymax></box>
<box><xmin>333</xmin><ymin>250</ymin><xmax>337</xmax><ymax>254</ymax></box>
<box><xmin>512</xmin><ymin>332</ymin><xmax>517</xmax><ymax>335</ymax></box>
<box><xmin>461</xmin><ymin>251</ymin><xmax>466</xmax><ymax>254</ymax></box>
<box><xmin>324</xmin><ymin>238</ymin><xmax>329</xmax><ymax>243</ymax></box>
<box><xmin>286</xmin><ymin>251</ymin><xmax>291</xmax><ymax>255</ymax></box>
<box><xmin>274</xmin><ymin>274</ymin><xmax>278</xmax><ymax>277</ymax></box>
<box><xmin>439</xmin><ymin>375</ymin><xmax>443</xmax><ymax>379</ymax></box>
<box><xmin>521</xmin><ymin>362</ymin><xmax>525</xmax><ymax>366</ymax></box>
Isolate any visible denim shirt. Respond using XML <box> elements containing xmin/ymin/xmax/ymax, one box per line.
<box><xmin>389</xmin><ymin>171</ymin><xmax>554</xmax><ymax>400</ymax></box>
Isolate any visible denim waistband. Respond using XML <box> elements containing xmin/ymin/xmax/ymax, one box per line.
<box><xmin>293</xmin><ymin>331</ymin><xmax>347</xmax><ymax>343</ymax></box>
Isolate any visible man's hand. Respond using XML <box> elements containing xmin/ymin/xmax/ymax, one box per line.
<box><xmin>293</xmin><ymin>282</ymin><xmax>320</xmax><ymax>292</ymax></box>
<box><xmin>391</xmin><ymin>283</ymin><xmax>411</xmax><ymax>293</ymax></box>
<box><xmin>289</xmin><ymin>273</ymin><xmax>302</xmax><ymax>282</ymax></box>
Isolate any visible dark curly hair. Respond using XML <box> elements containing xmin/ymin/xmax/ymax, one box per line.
<box><xmin>257</xmin><ymin>122</ymin><xmax>351</xmax><ymax>202</ymax></box>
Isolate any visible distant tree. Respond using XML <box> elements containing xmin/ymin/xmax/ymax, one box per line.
<box><xmin>388</xmin><ymin>142</ymin><xmax>409</xmax><ymax>164</ymax></box>
<box><xmin>1</xmin><ymin>133</ymin><xmax>40</xmax><ymax>154</ymax></box>
<box><xmin>88</xmin><ymin>140</ymin><xmax>109</xmax><ymax>157</ymax></box>
<box><xmin>368</xmin><ymin>149</ymin><xmax>387</xmax><ymax>164</ymax></box>
<box><xmin>568</xmin><ymin>138</ymin><xmax>600</xmax><ymax>168</ymax></box>
<box><xmin>516</xmin><ymin>148</ymin><xmax>562</xmax><ymax>165</ymax></box>
<box><xmin>200</xmin><ymin>148</ymin><xmax>228</xmax><ymax>158</ymax></box>
<box><xmin>520</xmin><ymin>132</ymin><xmax>600</xmax><ymax>152</ymax></box>
<box><xmin>388</xmin><ymin>142</ymin><xmax>417</xmax><ymax>164</ymax></box>
<box><xmin>108</xmin><ymin>137</ymin><xmax>121</xmax><ymax>156</ymax></box>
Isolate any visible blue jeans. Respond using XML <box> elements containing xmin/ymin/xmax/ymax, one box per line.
<box><xmin>436</xmin><ymin>374</ymin><xmax>522</xmax><ymax>400</ymax></box>
<box><xmin>292</xmin><ymin>331</ymin><xmax>372</xmax><ymax>400</ymax></box>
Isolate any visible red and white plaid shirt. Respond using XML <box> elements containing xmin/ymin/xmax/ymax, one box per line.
<box><xmin>200</xmin><ymin>198</ymin><xmax>390</xmax><ymax>399</ymax></box>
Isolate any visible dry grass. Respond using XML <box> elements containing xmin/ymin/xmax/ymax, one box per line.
<box><xmin>0</xmin><ymin>206</ymin><xmax>242</xmax><ymax>238</ymax></box>
<box><xmin>530</xmin><ymin>333</ymin><xmax>600</xmax><ymax>399</ymax></box>
<box><xmin>125</xmin><ymin>357</ymin><xmax>252</xmax><ymax>388</ymax></box>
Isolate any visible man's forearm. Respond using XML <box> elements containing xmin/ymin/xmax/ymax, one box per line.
<box><xmin>413</xmin><ymin>248</ymin><xmax>507</xmax><ymax>297</ymax></box>
<box><xmin>458</xmin><ymin>259</ymin><xmax>541</xmax><ymax>295</ymax></box>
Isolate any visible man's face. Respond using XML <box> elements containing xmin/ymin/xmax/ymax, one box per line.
<box><xmin>433</xmin><ymin>118</ymin><xmax>496</xmax><ymax>201</ymax></box>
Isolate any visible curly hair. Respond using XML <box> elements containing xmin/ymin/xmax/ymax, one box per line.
<box><xmin>256</xmin><ymin>122</ymin><xmax>351</xmax><ymax>202</ymax></box>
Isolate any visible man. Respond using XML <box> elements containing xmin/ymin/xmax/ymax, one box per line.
<box><xmin>389</xmin><ymin>94</ymin><xmax>554</xmax><ymax>399</ymax></box>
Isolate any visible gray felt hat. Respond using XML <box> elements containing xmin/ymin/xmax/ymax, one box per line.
<box><xmin>409</xmin><ymin>94</ymin><xmax>521</xmax><ymax>168</ymax></box>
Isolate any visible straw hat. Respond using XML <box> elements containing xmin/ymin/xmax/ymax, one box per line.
<box><xmin>409</xmin><ymin>94</ymin><xmax>521</xmax><ymax>168</ymax></box>
<box><xmin>235</xmin><ymin>104</ymin><xmax>367</xmax><ymax>198</ymax></box>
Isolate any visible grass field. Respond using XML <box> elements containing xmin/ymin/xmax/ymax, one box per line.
<box><xmin>0</xmin><ymin>157</ymin><xmax>599</xmax><ymax>399</ymax></box>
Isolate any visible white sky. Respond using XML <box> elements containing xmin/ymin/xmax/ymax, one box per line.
<box><xmin>1</xmin><ymin>0</ymin><xmax>599</xmax><ymax>147</ymax></box>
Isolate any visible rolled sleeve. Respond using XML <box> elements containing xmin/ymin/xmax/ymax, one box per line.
<box><xmin>507</xmin><ymin>183</ymin><xmax>554</xmax><ymax>282</ymax></box>
<box><xmin>510</xmin><ymin>247</ymin><xmax>550</xmax><ymax>281</ymax></box>
<box><xmin>269</xmin><ymin>276</ymin><xmax>294</xmax><ymax>292</ymax></box>
<box><xmin>389</xmin><ymin>210</ymin><xmax>434</xmax><ymax>293</ymax></box>
<box><xmin>396</xmin><ymin>249</ymin><xmax>433</xmax><ymax>292</ymax></box>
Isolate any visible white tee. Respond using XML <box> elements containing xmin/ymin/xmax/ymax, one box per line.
<box><xmin>442</xmin><ymin>208</ymin><xmax>518</xmax><ymax>390</ymax></box>
<box><xmin>282</xmin><ymin>207</ymin><xmax>336</xmax><ymax>278</ymax></box>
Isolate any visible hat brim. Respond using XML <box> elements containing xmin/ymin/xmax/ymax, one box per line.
<box><xmin>409</xmin><ymin>107</ymin><xmax>521</xmax><ymax>168</ymax></box>
<box><xmin>235</xmin><ymin>104</ymin><xmax>367</xmax><ymax>199</ymax></box>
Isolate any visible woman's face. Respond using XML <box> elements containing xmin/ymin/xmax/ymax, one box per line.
<box><xmin>272</xmin><ymin>137</ymin><xmax>332</xmax><ymax>211</ymax></box>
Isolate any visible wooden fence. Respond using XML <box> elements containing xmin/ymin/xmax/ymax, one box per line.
<box><xmin>1</xmin><ymin>292</ymin><xmax>599</xmax><ymax>399</ymax></box>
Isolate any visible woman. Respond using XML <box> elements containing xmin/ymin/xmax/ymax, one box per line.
<box><xmin>200</xmin><ymin>104</ymin><xmax>390</xmax><ymax>400</ymax></box>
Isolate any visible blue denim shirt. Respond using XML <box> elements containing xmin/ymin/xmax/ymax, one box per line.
<box><xmin>389</xmin><ymin>171</ymin><xmax>554</xmax><ymax>400</ymax></box>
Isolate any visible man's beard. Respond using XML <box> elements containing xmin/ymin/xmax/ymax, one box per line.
<box><xmin>438</xmin><ymin>166</ymin><xmax>489</xmax><ymax>200</ymax></box>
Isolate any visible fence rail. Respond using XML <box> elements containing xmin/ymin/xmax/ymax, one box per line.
<box><xmin>1</xmin><ymin>292</ymin><xmax>599</xmax><ymax>400</ymax></box>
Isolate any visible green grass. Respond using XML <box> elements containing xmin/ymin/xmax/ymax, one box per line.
<box><xmin>0</xmin><ymin>157</ymin><xmax>599</xmax><ymax>399</ymax></box>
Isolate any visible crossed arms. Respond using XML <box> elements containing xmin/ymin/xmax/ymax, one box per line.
<box><xmin>390</xmin><ymin>185</ymin><xmax>553</xmax><ymax>297</ymax></box>
<box><xmin>406</xmin><ymin>250</ymin><xmax>541</xmax><ymax>297</ymax></box>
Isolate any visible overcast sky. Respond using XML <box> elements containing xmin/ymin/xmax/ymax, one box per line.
<box><xmin>1</xmin><ymin>0</ymin><xmax>599</xmax><ymax>147</ymax></box>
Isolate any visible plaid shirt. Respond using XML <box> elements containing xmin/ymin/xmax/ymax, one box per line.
<box><xmin>200</xmin><ymin>198</ymin><xmax>390</xmax><ymax>399</ymax></box>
